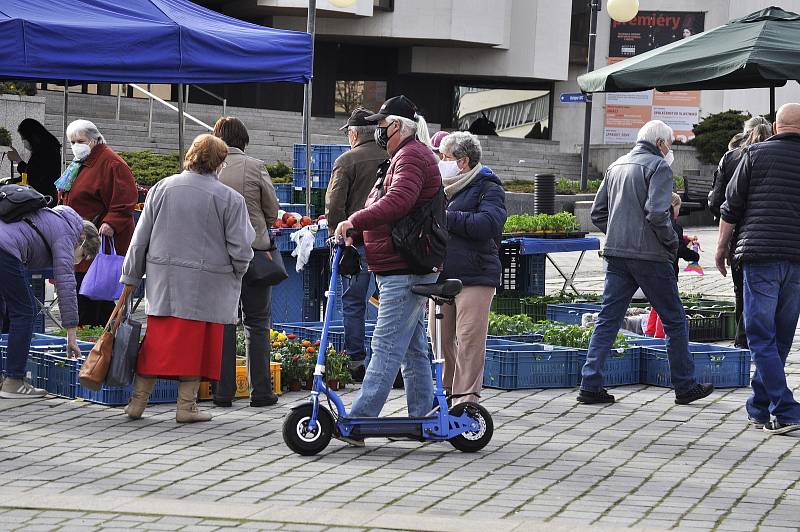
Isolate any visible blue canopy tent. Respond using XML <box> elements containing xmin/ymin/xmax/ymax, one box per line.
<box><xmin>0</xmin><ymin>0</ymin><xmax>312</xmax><ymax>162</ymax></box>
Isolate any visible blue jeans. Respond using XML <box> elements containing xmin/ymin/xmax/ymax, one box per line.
<box><xmin>349</xmin><ymin>272</ymin><xmax>438</xmax><ymax>418</ymax></box>
<box><xmin>581</xmin><ymin>256</ymin><xmax>695</xmax><ymax>395</ymax></box>
<box><xmin>341</xmin><ymin>246</ymin><xmax>375</xmax><ymax>364</ymax></box>
<box><xmin>0</xmin><ymin>250</ymin><xmax>36</xmax><ymax>379</ymax></box>
<box><xmin>743</xmin><ymin>261</ymin><xmax>800</xmax><ymax>424</ymax></box>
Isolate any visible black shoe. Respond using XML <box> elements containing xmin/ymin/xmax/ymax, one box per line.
<box><xmin>763</xmin><ymin>420</ymin><xmax>800</xmax><ymax>435</ymax></box>
<box><xmin>577</xmin><ymin>388</ymin><xmax>615</xmax><ymax>404</ymax></box>
<box><xmin>349</xmin><ymin>362</ymin><xmax>366</xmax><ymax>383</ymax></box>
<box><xmin>250</xmin><ymin>394</ymin><xmax>279</xmax><ymax>407</ymax></box>
<box><xmin>675</xmin><ymin>383</ymin><xmax>714</xmax><ymax>405</ymax></box>
<box><xmin>748</xmin><ymin>416</ymin><xmax>769</xmax><ymax>430</ymax></box>
<box><xmin>212</xmin><ymin>398</ymin><xmax>232</xmax><ymax>407</ymax></box>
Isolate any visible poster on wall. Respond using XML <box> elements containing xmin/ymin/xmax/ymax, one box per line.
<box><xmin>603</xmin><ymin>11</ymin><xmax>705</xmax><ymax>144</ymax></box>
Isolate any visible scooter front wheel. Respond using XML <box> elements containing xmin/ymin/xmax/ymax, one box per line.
<box><xmin>448</xmin><ymin>402</ymin><xmax>493</xmax><ymax>452</ymax></box>
<box><xmin>283</xmin><ymin>403</ymin><xmax>333</xmax><ymax>456</ymax></box>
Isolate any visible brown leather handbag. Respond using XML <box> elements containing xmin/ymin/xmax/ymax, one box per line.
<box><xmin>78</xmin><ymin>296</ymin><xmax>126</xmax><ymax>391</ymax></box>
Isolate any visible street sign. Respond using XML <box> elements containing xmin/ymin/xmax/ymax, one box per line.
<box><xmin>560</xmin><ymin>92</ymin><xmax>586</xmax><ymax>103</ymax></box>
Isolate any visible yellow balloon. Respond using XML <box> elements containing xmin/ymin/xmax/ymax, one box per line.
<box><xmin>329</xmin><ymin>0</ymin><xmax>357</xmax><ymax>7</ymax></box>
<box><xmin>607</xmin><ymin>0</ymin><xmax>639</xmax><ymax>23</ymax></box>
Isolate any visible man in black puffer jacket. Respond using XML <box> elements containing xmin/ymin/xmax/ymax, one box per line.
<box><xmin>717</xmin><ymin>103</ymin><xmax>800</xmax><ymax>436</ymax></box>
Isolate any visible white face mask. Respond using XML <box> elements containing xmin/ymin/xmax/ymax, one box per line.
<box><xmin>70</xmin><ymin>142</ymin><xmax>92</xmax><ymax>161</ymax></box>
<box><xmin>438</xmin><ymin>160</ymin><xmax>460</xmax><ymax>179</ymax></box>
<box><xmin>663</xmin><ymin>149</ymin><xmax>675</xmax><ymax>167</ymax></box>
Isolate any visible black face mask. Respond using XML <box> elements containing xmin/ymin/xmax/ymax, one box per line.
<box><xmin>374</xmin><ymin>123</ymin><xmax>396</xmax><ymax>150</ymax></box>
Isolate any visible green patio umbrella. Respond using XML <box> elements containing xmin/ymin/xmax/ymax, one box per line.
<box><xmin>578</xmin><ymin>7</ymin><xmax>800</xmax><ymax>94</ymax></box>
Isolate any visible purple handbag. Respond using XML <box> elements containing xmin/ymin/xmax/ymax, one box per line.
<box><xmin>79</xmin><ymin>235</ymin><xmax>124</xmax><ymax>301</ymax></box>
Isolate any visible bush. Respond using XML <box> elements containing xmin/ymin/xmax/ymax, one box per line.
<box><xmin>0</xmin><ymin>81</ymin><xmax>36</xmax><ymax>96</ymax></box>
<box><xmin>265</xmin><ymin>161</ymin><xmax>292</xmax><ymax>183</ymax></box>
<box><xmin>690</xmin><ymin>110</ymin><xmax>750</xmax><ymax>164</ymax></box>
<box><xmin>119</xmin><ymin>151</ymin><xmax>181</xmax><ymax>187</ymax></box>
<box><xmin>0</xmin><ymin>127</ymin><xmax>11</xmax><ymax>147</ymax></box>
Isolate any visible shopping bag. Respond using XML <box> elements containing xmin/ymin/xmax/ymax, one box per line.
<box><xmin>79</xmin><ymin>324</ymin><xmax>115</xmax><ymax>391</ymax></box>
<box><xmin>79</xmin><ymin>235</ymin><xmax>124</xmax><ymax>301</ymax></box>
<box><xmin>243</xmin><ymin>245</ymin><xmax>288</xmax><ymax>286</ymax></box>
<box><xmin>105</xmin><ymin>294</ymin><xmax>142</xmax><ymax>387</ymax></box>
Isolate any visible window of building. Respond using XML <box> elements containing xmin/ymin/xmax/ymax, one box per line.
<box><xmin>374</xmin><ymin>0</ymin><xmax>394</xmax><ymax>12</ymax></box>
<box><xmin>335</xmin><ymin>80</ymin><xmax>387</xmax><ymax>115</ymax></box>
<box><xmin>453</xmin><ymin>86</ymin><xmax>552</xmax><ymax>140</ymax></box>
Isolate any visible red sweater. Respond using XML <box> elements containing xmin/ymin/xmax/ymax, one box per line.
<box><xmin>349</xmin><ymin>137</ymin><xmax>441</xmax><ymax>273</ymax></box>
<box><xmin>60</xmin><ymin>143</ymin><xmax>137</xmax><ymax>272</ymax></box>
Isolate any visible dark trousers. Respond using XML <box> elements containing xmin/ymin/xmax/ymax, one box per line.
<box><xmin>341</xmin><ymin>246</ymin><xmax>374</xmax><ymax>363</ymax></box>
<box><xmin>731</xmin><ymin>260</ymin><xmax>748</xmax><ymax>348</ymax></box>
<box><xmin>216</xmin><ymin>283</ymin><xmax>273</xmax><ymax>401</ymax></box>
<box><xmin>0</xmin><ymin>250</ymin><xmax>35</xmax><ymax>379</ymax></box>
<box><xmin>75</xmin><ymin>271</ymin><xmax>115</xmax><ymax>327</ymax></box>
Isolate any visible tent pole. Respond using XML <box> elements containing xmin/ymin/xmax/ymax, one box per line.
<box><xmin>178</xmin><ymin>84</ymin><xmax>185</xmax><ymax>167</ymax></box>
<box><xmin>580</xmin><ymin>0</ymin><xmax>600</xmax><ymax>193</ymax></box>
<box><xmin>303</xmin><ymin>0</ymin><xmax>317</xmax><ymax>218</ymax></box>
<box><xmin>62</xmin><ymin>80</ymin><xmax>69</xmax><ymax>170</ymax></box>
<box><xmin>770</xmin><ymin>86</ymin><xmax>776</xmax><ymax>119</ymax></box>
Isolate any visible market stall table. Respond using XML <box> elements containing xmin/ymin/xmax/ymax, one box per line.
<box><xmin>503</xmin><ymin>237</ymin><xmax>601</xmax><ymax>295</ymax></box>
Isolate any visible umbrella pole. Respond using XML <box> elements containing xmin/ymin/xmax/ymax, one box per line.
<box><xmin>770</xmin><ymin>86</ymin><xmax>776</xmax><ymax>120</ymax></box>
<box><xmin>303</xmin><ymin>0</ymin><xmax>317</xmax><ymax>218</ymax></box>
<box><xmin>62</xmin><ymin>80</ymin><xmax>69</xmax><ymax>170</ymax></box>
<box><xmin>178</xmin><ymin>83</ymin><xmax>185</xmax><ymax>167</ymax></box>
<box><xmin>580</xmin><ymin>0</ymin><xmax>600</xmax><ymax>193</ymax></box>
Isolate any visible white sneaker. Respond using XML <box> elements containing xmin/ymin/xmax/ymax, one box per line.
<box><xmin>0</xmin><ymin>378</ymin><xmax>47</xmax><ymax>398</ymax></box>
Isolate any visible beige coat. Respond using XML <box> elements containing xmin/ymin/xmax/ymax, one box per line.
<box><xmin>218</xmin><ymin>147</ymin><xmax>279</xmax><ymax>250</ymax></box>
<box><xmin>121</xmin><ymin>170</ymin><xmax>255</xmax><ymax>325</ymax></box>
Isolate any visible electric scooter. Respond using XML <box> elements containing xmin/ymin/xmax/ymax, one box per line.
<box><xmin>282</xmin><ymin>244</ymin><xmax>493</xmax><ymax>456</ymax></box>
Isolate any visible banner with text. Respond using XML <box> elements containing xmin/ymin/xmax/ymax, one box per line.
<box><xmin>604</xmin><ymin>11</ymin><xmax>705</xmax><ymax>144</ymax></box>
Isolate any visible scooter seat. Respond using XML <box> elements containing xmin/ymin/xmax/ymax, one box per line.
<box><xmin>411</xmin><ymin>279</ymin><xmax>463</xmax><ymax>299</ymax></box>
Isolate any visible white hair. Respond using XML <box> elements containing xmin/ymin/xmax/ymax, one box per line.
<box><xmin>636</xmin><ymin>120</ymin><xmax>673</xmax><ymax>146</ymax></box>
<box><xmin>414</xmin><ymin>115</ymin><xmax>434</xmax><ymax>149</ymax></box>
<box><xmin>348</xmin><ymin>124</ymin><xmax>376</xmax><ymax>138</ymax></box>
<box><xmin>385</xmin><ymin>115</ymin><xmax>417</xmax><ymax>137</ymax></box>
<box><xmin>440</xmin><ymin>131</ymin><xmax>482</xmax><ymax>168</ymax></box>
<box><xmin>66</xmin><ymin>119</ymin><xmax>106</xmax><ymax>144</ymax></box>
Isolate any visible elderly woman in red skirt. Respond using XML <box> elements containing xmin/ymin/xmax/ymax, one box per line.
<box><xmin>120</xmin><ymin>134</ymin><xmax>255</xmax><ymax>423</ymax></box>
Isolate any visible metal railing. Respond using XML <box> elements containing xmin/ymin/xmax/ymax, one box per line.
<box><xmin>114</xmin><ymin>83</ymin><xmax>225</xmax><ymax>135</ymax></box>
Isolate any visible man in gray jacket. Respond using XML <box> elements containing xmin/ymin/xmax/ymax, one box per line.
<box><xmin>325</xmin><ymin>108</ymin><xmax>387</xmax><ymax>379</ymax></box>
<box><xmin>579</xmin><ymin>120</ymin><xmax>713</xmax><ymax>406</ymax></box>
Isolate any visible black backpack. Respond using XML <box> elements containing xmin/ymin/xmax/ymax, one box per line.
<box><xmin>391</xmin><ymin>186</ymin><xmax>449</xmax><ymax>274</ymax></box>
<box><xmin>0</xmin><ymin>184</ymin><xmax>49</xmax><ymax>223</ymax></box>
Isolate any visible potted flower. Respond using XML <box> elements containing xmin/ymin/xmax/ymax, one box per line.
<box><xmin>325</xmin><ymin>349</ymin><xmax>352</xmax><ymax>390</ymax></box>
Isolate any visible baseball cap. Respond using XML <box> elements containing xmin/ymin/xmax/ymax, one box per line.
<box><xmin>338</xmin><ymin>107</ymin><xmax>375</xmax><ymax>131</ymax></box>
<box><xmin>364</xmin><ymin>95</ymin><xmax>418</xmax><ymax>122</ymax></box>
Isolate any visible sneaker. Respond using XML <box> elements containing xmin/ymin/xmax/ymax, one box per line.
<box><xmin>250</xmin><ymin>394</ymin><xmax>279</xmax><ymax>407</ymax></box>
<box><xmin>763</xmin><ymin>420</ymin><xmax>800</xmax><ymax>435</ymax></box>
<box><xmin>675</xmin><ymin>383</ymin><xmax>714</xmax><ymax>405</ymax></box>
<box><xmin>0</xmin><ymin>378</ymin><xmax>47</xmax><ymax>399</ymax></box>
<box><xmin>577</xmin><ymin>388</ymin><xmax>615</xmax><ymax>404</ymax></box>
<box><xmin>748</xmin><ymin>416</ymin><xmax>768</xmax><ymax>430</ymax></box>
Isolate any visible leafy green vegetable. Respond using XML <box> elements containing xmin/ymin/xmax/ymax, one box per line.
<box><xmin>504</xmin><ymin>213</ymin><xmax>579</xmax><ymax>233</ymax></box>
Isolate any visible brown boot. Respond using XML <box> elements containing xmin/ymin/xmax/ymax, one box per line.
<box><xmin>124</xmin><ymin>375</ymin><xmax>156</xmax><ymax>419</ymax></box>
<box><xmin>176</xmin><ymin>380</ymin><xmax>212</xmax><ymax>423</ymax></box>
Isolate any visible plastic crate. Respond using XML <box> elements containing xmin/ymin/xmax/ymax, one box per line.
<box><xmin>77</xmin><ymin>378</ymin><xmax>178</xmax><ymax>406</ymax></box>
<box><xmin>270</xmin><ymin>227</ymin><xmax>328</xmax><ymax>252</ymax></box>
<box><xmin>293</xmin><ymin>144</ymin><xmax>350</xmax><ymax>188</ymax></box>
<box><xmin>685</xmin><ymin>311</ymin><xmax>727</xmax><ymax>342</ymax></box>
<box><xmin>640</xmin><ymin>342</ymin><xmax>751</xmax><ymax>388</ymax></box>
<box><xmin>490</xmin><ymin>293</ymin><xmax>525</xmax><ymax>315</ymax></box>
<box><xmin>546</xmin><ymin>303</ymin><xmax>602</xmax><ymax>325</ymax></box>
<box><xmin>25</xmin><ymin>271</ymin><xmax>47</xmax><ymax>333</ymax></box>
<box><xmin>483</xmin><ymin>342</ymin><xmax>582</xmax><ymax>390</ymax></box>
<box><xmin>328</xmin><ymin>274</ymin><xmax>379</xmax><ymax>323</ymax></box>
<box><xmin>275</xmin><ymin>183</ymin><xmax>293</xmax><ymax>203</ymax></box>
<box><xmin>292</xmin><ymin>188</ymin><xmax>326</xmax><ymax>218</ymax></box>
<box><xmin>271</xmin><ymin>250</ymin><xmax>329</xmax><ymax>324</ymax></box>
<box><xmin>574</xmin><ymin>346</ymin><xmax>641</xmax><ymax>387</ymax></box>
<box><xmin>498</xmin><ymin>243</ymin><xmax>545</xmax><ymax>295</ymax></box>
<box><xmin>521</xmin><ymin>300</ymin><xmax>549</xmax><ymax>322</ymax></box>
<box><xmin>486</xmin><ymin>333</ymin><xmax>544</xmax><ymax>343</ymax></box>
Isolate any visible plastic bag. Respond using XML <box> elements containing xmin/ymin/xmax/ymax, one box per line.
<box><xmin>79</xmin><ymin>236</ymin><xmax>124</xmax><ymax>301</ymax></box>
<box><xmin>290</xmin><ymin>227</ymin><xmax>315</xmax><ymax>272</ymax></box>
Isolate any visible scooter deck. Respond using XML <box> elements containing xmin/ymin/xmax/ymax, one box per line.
<box><xmin>340</xmin><ymin>416</ymin><xmax>437</xmax><ymax>422</ymax></box>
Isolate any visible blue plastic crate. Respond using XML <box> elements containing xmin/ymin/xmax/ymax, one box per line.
<box><xmin>486</xmin><ymin>333</ymin><xmax>544</xmax><ymax>343</ymax></box>
<box><xmin>546</xmin><ymin>303</ymin><xmax>602</xmax><ymax>325</ymax></box>
<box><xmin>77</xmin><ymin>378</ymin><xmax>178</xmax><ymax>406</ymax></box>
<box><xmin>271</xmin><ymin>227</ymin><xmax>328</xmax><ymax>252</ymax></box>
<box><xmin>574</xmin><ymin>346</ymin><xmax>641</xmax><ymax>387</ymax></box>
<box><xmin>640</xmin><ymin>342</ymin><xmax>751</xmax><ymax>388</ymax></box>
<box><xmin>275</xmin><ymin>183</ymin><xmax>293</xmax><ymax>203</ymax></box>
<box><xmin>498</xmin><ymin>244</ymin><xmax>546</xmax><ymax>295</ymax></box>
<box><xmin>1</xmin><ymin>334</ymin><xmax>88</xmax><ymax>386</ymax></box>
<box><xmin>271</xmin><ymin>250</ymin><xmax>329</xmax><ymax>324</ymax></box>
<box><xmin>483</xmin><ymin>342</ymin><xmax>582</xmax><ymax>390</ymax></box>
<box><xmin>328</xmin><ymin>274</ymin><xmax>379</xmax><ymax>323</ymax></box>
<box><xmin>293</xmin><ymin>144</ymin><xmax>350</xmax><ymax>188</ymax></box>
<box><xmin>273</xmin><ymin>322</ymin><xmax>328</xmax><ymax>339</ymax></box>
<box><xmin>25</xmin><ymin>271</ymin><xmax>48</xmax><ymax>333</ymax></box>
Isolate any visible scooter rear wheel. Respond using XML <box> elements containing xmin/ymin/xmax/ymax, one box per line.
<box><xmin>448</xmin><ymin>402</ymin><xmax>493</xmax><ymax>452</ymax></box>
<box><xmin>283</xmin><ymin>403</ymin><xmax>333</xmax><ymax>456</ymax></box>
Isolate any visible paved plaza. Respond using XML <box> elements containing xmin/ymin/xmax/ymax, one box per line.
<box><xmin>2</xmin><ymin>227</ymin><xmax>800</xmax><ymax>531</ymax></box>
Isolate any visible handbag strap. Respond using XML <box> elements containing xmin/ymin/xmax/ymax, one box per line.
<box><xmin>101</xmin><ymin>235</ymin><xmax>118</xmax><ymax>256</ymax></box>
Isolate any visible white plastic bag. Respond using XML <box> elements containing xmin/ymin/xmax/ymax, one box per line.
<box><xmin>290</xmin><ymin>227</ymin><xmax>315</xmax><ymax>272</ymax></box>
